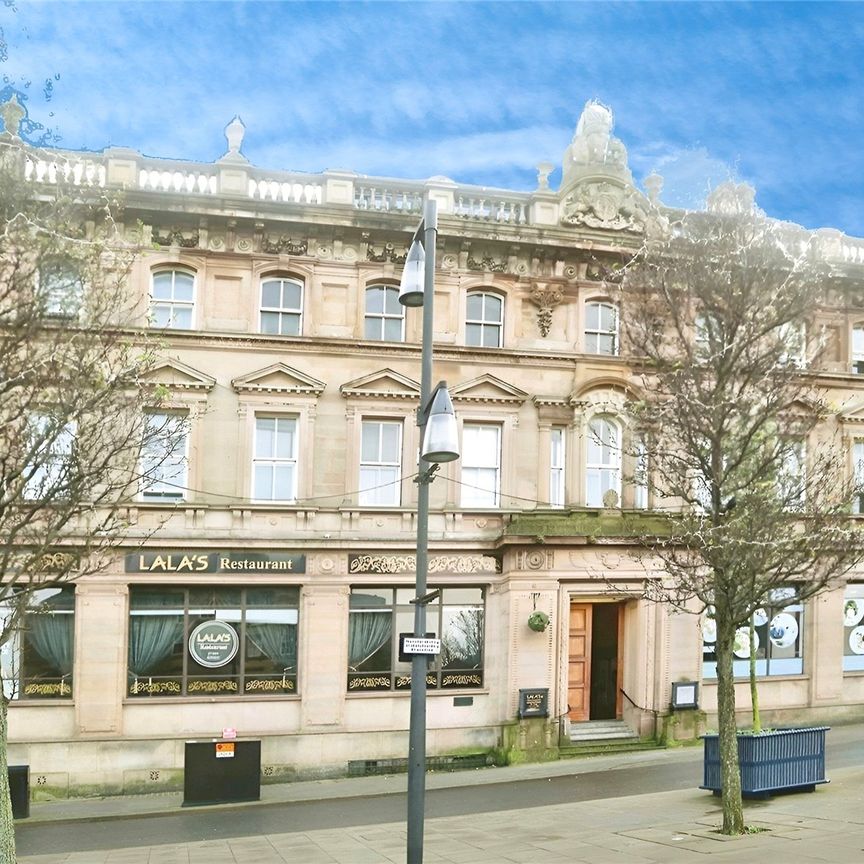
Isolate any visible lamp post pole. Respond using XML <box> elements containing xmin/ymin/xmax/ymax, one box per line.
<box><xmin>406</xmin><ymin>198</ymin><xmax>437</xmax><ymax>864</ymax></box>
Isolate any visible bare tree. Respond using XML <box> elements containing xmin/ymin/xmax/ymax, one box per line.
<box><xmin>618</xmin><ymin>183</ymin><xmax>864</xmax><ymax>835</ymax></box>
<box><xmin>0</xmin><ymin>133</ymin><xmax>176</xmax><ymax>861</ymax></box>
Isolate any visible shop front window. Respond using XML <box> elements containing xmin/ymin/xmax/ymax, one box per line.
<box><xmin>128</xmin><ymin>586</ymin><xmax>299</xmax><ymax>697</ymax></box>
<box><xmin>843</xmin><ymin>584</ymin><xmax>864</xmax><ymax>671</ymax></box>
<box><xmin>0</xmin><ymin>587</ymin><xmax>75</xmax><ymax>700</ymax></box>
<box><xmin>702</xmin><ymin>587</ymin><xmax>803</xmax><ymax>679</ymax></box>
<box><xmin>347</xmin><ymin>586</ymin><xmax>484</xmax><ymax>692</ymax></box>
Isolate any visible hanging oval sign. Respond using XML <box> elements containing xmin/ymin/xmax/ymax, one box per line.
<box><xmin>188</xmin><ymin>620</ymin><xmax>239</xmax><ymax>668</ymax></box>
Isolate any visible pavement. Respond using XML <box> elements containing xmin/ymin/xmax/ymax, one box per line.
<box><xmin>15</xmin><ymin>743</ymin><xmax>864</xmax><ymax>863</ymax></box>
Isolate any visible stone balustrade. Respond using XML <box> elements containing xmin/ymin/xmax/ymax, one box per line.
<box><xmin>24</xmin><ymin>154</ymin><xmax>106</xmax><ymax>187</ymax></box>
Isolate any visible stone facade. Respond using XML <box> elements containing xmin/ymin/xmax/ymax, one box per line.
<box><xmin>8</xmin><ymin>101</ymin><xmax>864</xmax><ymax>798</ymax></box>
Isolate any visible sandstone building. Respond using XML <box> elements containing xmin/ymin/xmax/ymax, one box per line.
<box><xmin>8</xmin><ymin>99</ymin><xmax>864</xmax><ymax>796</ymax></box>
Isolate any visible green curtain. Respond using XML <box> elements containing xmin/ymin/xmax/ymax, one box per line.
<box><xmin>348</xmin><ymin>611</ymin><xmax>391</xmax><ymax>670</ymax></box>
<box><xmin>128</xmin><ymin>615</ymin><xmax>183</xmax><ymax>676</ymax></box>
<box><xmin>28</xmin><ymin>613</ymin><xmax>73</xmax><ymax>675</ymax></box>
<box><xmin>247</xmin><ymin>623</ymin><xmax>297</xmax><ymax>670</ymax></box>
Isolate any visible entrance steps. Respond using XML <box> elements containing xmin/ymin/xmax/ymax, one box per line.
<box><xmin>562</xmin><ymin>720</ymin><xmax>660</xmax><ymax>758</ymax></box>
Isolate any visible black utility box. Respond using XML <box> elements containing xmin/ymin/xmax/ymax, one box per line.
<box><xmin>8</xmin><ymin>765</ymin><xmax>29</xmax><ymax>819</ymax></box>
<box><xmin>182</xmin><ymin>740</ymin><xmax>261</xmax><ymax>806</ymax></box>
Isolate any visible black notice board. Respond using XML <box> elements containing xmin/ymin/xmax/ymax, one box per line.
<box><xmin>183</xmin><ymin>740</ymin><xmax>261</xmax><ymax>806</ymax></box>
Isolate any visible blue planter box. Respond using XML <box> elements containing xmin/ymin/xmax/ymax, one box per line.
<box><xmin>701</xmin><ymin>726</ymin><xmax>829</xmax><ymax>798</ymax></box>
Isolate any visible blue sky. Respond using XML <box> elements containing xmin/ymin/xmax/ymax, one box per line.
<box><xmin>3</xmin><ymin>1</ymin><xmax>863</xmax><ymax>236</ymax></box>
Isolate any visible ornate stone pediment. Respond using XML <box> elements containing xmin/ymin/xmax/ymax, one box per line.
<box><xmin>561</xmin><ymin>179</ymin><xmax>649</xmax><ymax>233</ymax></box>
<box><xmin>451</xmin><ymin>374</ymin><xmax>528</xmax><ymax>405</ymax></box>
<box><xmin>144</xmin><ymin>359</ymin><xmax>215</xmax><ymax>392</ymax></box>
<box><xmin>232</xmin><ymin>363</ymin><xmax>325</xmax><ymax>395</ymax></box>
<box><xmin>340</xmin><ymin>368</ymin><xmax>420</xmax><ymax>400</ymax></box>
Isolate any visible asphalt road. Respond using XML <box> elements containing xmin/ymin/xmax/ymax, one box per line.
<box><xmin>16</xmin><ymin>725</ymin><xmax>864</xmax><ymax>856</ymax></box>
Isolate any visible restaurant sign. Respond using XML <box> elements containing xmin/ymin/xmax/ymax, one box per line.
<box><xmin>125</xmin><ymin>550</ymin><xmax>305</xmax><ymax>574</ymax></box>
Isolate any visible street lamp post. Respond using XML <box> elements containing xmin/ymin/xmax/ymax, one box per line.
<box><xmin>398</xmin><ymin>199</ymin><xmax>459</xmax><ymax>864</ymax></box>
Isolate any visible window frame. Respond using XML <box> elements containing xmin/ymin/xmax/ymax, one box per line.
<box><xmin>139</xmin><ymin>411</ymin><xmax>189</xmax><ymax>501</ymax></box>
<box><xmin>23</xmin><ymin>413</ymin><xmax>76</xmax><ymax>501</ymax></box>
<box><xmin>460</xmin><ymin>422</ymin><xmax>502</xmax><ymax>508</ymax></box>
<box><xmin>259</xmin><ymin>275</ymin><xmax>304</xmax><ymax>336</ymax></box>
<box><xmin>127</xmin><ymin>586</ymin><xmax>300</xmax><ymax>698</ymax></box>
<box><xmin>585</xmin><ymin>415</ymin><xmax>622</xmax><ymax>508</ymax></box>
<box><xmin>347</xmin><ymin>586</ymin><xmax>485</xmax><ymax>692</ymax></box>
<box><xmin>549</xmin><ymin>427</ymin><xmax>566</xmax><ymax>508</ymax></box>
<box><xmin>364</xmin><ymin>284</ymin><xmax>405</xmax><ymax>342</ymax></box>
<box><xmin>359</xmin><ymin>419</ymin><xmax>403</xmax><ymax>507</ymax></box>
<box><xmin>252</xmin><ymin>415</ymin><xmax>299</xmax><ymax>503</ymax></box>
<box><xmin>150</xmin><ymin>268</ymin><xmax>196</xmax><ymax>330</ymax></box>
<box><xmin>0</xmin><ymin>586</ymin><xmax>76</xmax><ymax>700</ymax></box>
<box><xmin>702</xmin><ymin>588</ymin><xmax>804</xmax><ymax>679</ymax></box>
<box><xmin>465</xmin><ymin>291</ymin><xmax>504</xmax><ymax>349</ymax></box>
<box><xmin>584</xmin><ymin>300</ymin><xmax>619</xmax><ymax>356</ymax></box>
<box><xmin>38</xmin><ymin>259</ymin><xmax>83</xmax><ymax>319</ymax></box>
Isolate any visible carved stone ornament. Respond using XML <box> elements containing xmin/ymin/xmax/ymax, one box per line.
<box><xmin>529</xmin><ymin>283</ymin><xmax>564</xmax><ymax>338</ymax></box>
<box><xmin>467</xmin><ymin>253</ymin><xmax>507</xmax><ymax>272</ymax></box>
<box><xmin>367</xmin><ymin>242</ymin><xmax>408</xmax><ymax>264</ymax></box>
<box><xmin>561</xmin><ymin>181</ymin><xmax>648</xmax><ymax>233</ymax></box>
<box><xmin>348</xmin><ymin>553</ymin><xmax>501</xmax><ymax>574</ymax></box>
<box><xmin>262</xmin><ymin>235</ymin><xmax>308</xmax><ymax>255</ymax></box>
<box><xmin>153</xmin><ymin>227</ymin><xmax>200</xmax><ymax>248</ymax></box>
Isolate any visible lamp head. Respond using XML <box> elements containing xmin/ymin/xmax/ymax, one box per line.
<box><xmin>398</xmin><ymin>239</ymin><xmax>425</xmax><ymax>307</ymax></box>
<box><xmin>421</xmin><ymin>382</ymin><xmax>460</xmax><ymax>463</ymax></box>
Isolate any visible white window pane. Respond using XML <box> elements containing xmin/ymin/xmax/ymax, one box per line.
<box><xmin>366</xmin><ymin>287</ymin><xmax>384</xmax><ymax>314</ymax></box>
<box><xmin>261</xmin><ymin>281</ymin><xmax>282</xmax><ymax>308</ymax></box>
<box><xmin>275</xmin><ymin>420</ymin><xmax>296</xmax><ymax>459</ymax></box>
<box><xmin>484</xmin><ymin>295</ymin><xmax>502</xmax><ymax>323</ymax></box>
<box><xmin>282</xmin><ymin>281</ymin><xmax>302</xmax><ymax>310</ymax></box>
<box><xmin>364</xmin><ymin>317</ymin><xmax>380</xmax><ymax>340</ymax></box>
<box><xmin>256</xmin><ymin>418</ymin><xmax>275</xmax><ymax>457</ymax></box>
<box><xmin>482</xmin><ymin>325</ymin><xmax>500</xmax><ymax>348</ymax></box>
<box><xmin>279</xmin><ymin>312</ymin><xmax>300</xmax><ymax>336</ymax></box>
<box><xmin>173</xmin><ymin>272</ymin><xmax>194</xmax><ymax>301</ymax></box>
<box><xmin>260</xmin><ymin>311</ymin><xmax>280</xmax><ymax>334</ymax></box>
<box><xmin>384</xmin><ymin>288</ymin><xmax>401</xmax><ymax>314</ymax></box>
<box><xmin>384</xmin><ymin>318</ymin><xmax>403</xmax><ymax>341</ymax></box>
<box><xmin>466</xmin><ymin>323</ymin><xmax>482</xmax><ymax>346</ymax></box>
<box><xmin>467</xmin><ymin>294</ymin><xmax>483</xmax><ymax>320</ymax></box>
<box><xmin>152</xmin><ymin>272</ymin><xmax>173</xmax><ymax>299</ymax></box>
<box><xmin>854</xmin><ymin>328</ymin><xmax>864</xmax><ymax>355</ymax></box>
<box><xmin>273</xmin><ymin>465</ymin><xmax>294</xmax><ymax>500</ymax></box>
<box><xmin>254</xmin><ymin>464</ymin><xmax>273</xmax><ymax>499</ymax></box>
<box><xmin>361</xmin><ymin>424</ymin><xmax>380</xmax><ymax>461</ymax></box>
<box><xmin>172</xmin><ymin>307</ymin><xmax>192</xmax><ymax>329</ymax></box>
<box><xmin>380</xmin><ymin>424</ymin><xmax>400</xmax><ymax>461</ymax></box>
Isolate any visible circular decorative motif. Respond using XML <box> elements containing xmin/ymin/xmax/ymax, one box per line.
<box><xmin>343</xmin><ymin>246</ymin><xmax>358</xmax><ymax>262</ymax></box>
<box><xmin>701</xmin><ymin>615</ymin><xmax>717</xmax><ymax>643</ymax></box>
<box><xmin>236</xmin><ymin>238</ymin><xmax>252</xmax><ymax>252</ymax></box>
<box><xmin>849</xmin><ymin>625</ymin><xmax>864</xmax><ymax>655</ymax></box>
<box><xmin>753</xmin><ymin>608</ymin><xmax>768</xmax><ymax>626</ymax></box>
<box><xmin>209</xmin><ymin>236</ymin><xmax>225</xmax><ymax>250</ymax></box>
<box><xmin>317</xmin><ymin>245</ymin><xmax>331</xmax><ymax>258</ymax></box>
<box><xmin>844</xmin><ymin>599</ymin><xmax>864</xmax><ymax>627</ymax></box>
<box><xmin>442</xmin><ymin>255</ymin><xmax>456</xmax><ymax>269</ymax></box>
<box><xmin>319</xmin><ymin>557</ymin><xmax>334</xmax><ymax>573</ymax></box>
<box><xmin>769</xmin><ymin>612</ymin><xmax>799</xmax><ymax>648</ymax></box>
<box><xmin>525</xmin><ymin>550</ymin><xmax>546</xmax><ymax>570</ymax></box>
<box><xmin>564</xmin><ymin>264</ymin><xmax>578</xmax><ymax>279</ymax></box>
<box><xmin>188</xmin><ymin>620</ymin><xmax>239</xmax><ymax>668</ymax></box>
<box><xmin>733</xmin><ymin>627</ymin><xmax>757</xmax><ymax>658</ymax></box>
<box><xmin>517</xmin><ymin>262</ymin><xmax>528</xmax><ymax>274</ymax></box>
<box><xmin>475</xmin><ymin>518</ymin><xmax>488</xmax><ymax>529</ymax></box>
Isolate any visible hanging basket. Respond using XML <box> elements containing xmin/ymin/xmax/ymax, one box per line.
<box><xmin>527</xmin><ymin>611</ymin><xmax>550</xmax><ymax>632</ymax></box>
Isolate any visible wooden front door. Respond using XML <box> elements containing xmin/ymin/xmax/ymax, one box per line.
<box><xmin>568</xmin><ymin>603</ymin><xmax>592</xmax><ymax>722</ymax></box>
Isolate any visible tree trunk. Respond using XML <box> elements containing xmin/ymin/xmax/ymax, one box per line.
<box><xmin>748</xmin><ymin>616</ymin><xmax>761</xmax><ymax>733</ymax></box>
<box><xmin>0</xmin><ymin>696</ymin><xmax>16</xmax><ymax>864</ymax></box>
<box><xmin>714</xmin><ymin>618</ymin><xmax>745</xmax><ymax>835</ymax></box>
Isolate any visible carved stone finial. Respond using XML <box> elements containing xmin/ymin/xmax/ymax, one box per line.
<box><xmin>535</xmin><ymin>161</ymin><xmax>555</xmax><ymax>191</ymax></box>
<box><xmin>644</xmin><ymin>172</ymin><xmax>664</xmax><ymax>204</ymax></box>
<box><xmin>530</xmin><ymin>283</ymin><xmax>563</xmax><ymax>337</ymax></box>
<box><xmin>706</xmin><ymin>181</ymin><xmax>758</xmax><ymax>216</ymax></box>
<box><xmin>220</xmin><ymin>115</ymin><xmax>248</xmax><ymax>163</ymax></box>
<box><xmin>0</xmin><ymin>93</ymin><xmax>26</xmax><ymax>139</ymax></box>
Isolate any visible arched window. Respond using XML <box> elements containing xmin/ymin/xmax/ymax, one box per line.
<box><xmin>585</xmin><ymin>416</ymin><xmax>621</xmax><ymax>507</ymax></box>
<box><xmin>466</xmin><ymin>292</ymin><xmax>503</xmax><ymax>348</ymax></box>
<box><xmin>260</xmin><ymin>276</ymin><xmax>303</xmax><ymax>336</ymax></box>
<box><xmin>364</xmin><ymin>285</ymin><xmax>404</xmax><ymax>342</ymax></box>
<box><xmin>853</xmin><ymin>325</ymin><xmax>864</xmax><ymax>374</ymax></box>
<box><xmin>151</xmin><ymin>268</ymin><xmax>195</xmax><ymax>329</ymax></box>
<box><xmin>584</xmin><ymin>301</ymin><xmax>618</xmax><ymax>355</ymax></box>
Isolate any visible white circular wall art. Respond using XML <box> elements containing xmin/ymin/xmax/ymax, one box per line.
<box><xmin>701</xmin><ymin>614</ymin><xmax>717</xmax><ymax>643</ymax></box>
<box><xmin>844</xmin><ymin>599</ymin><xmax>864</xmax><ymax>628</ymax></box>
<box><xmin>769</xmin><ymin>612</ymin><xmax>799</xmax><ymax>648</ymax></box>
<box><xmin>733</xmin><ymin>627</ymin><xmax>758</xmax><ymax>658</ymax></box>
<box><xmin>849</xmin><ymin>625</ymin><xmax>864</xmax><ymax>655</ymax></box>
